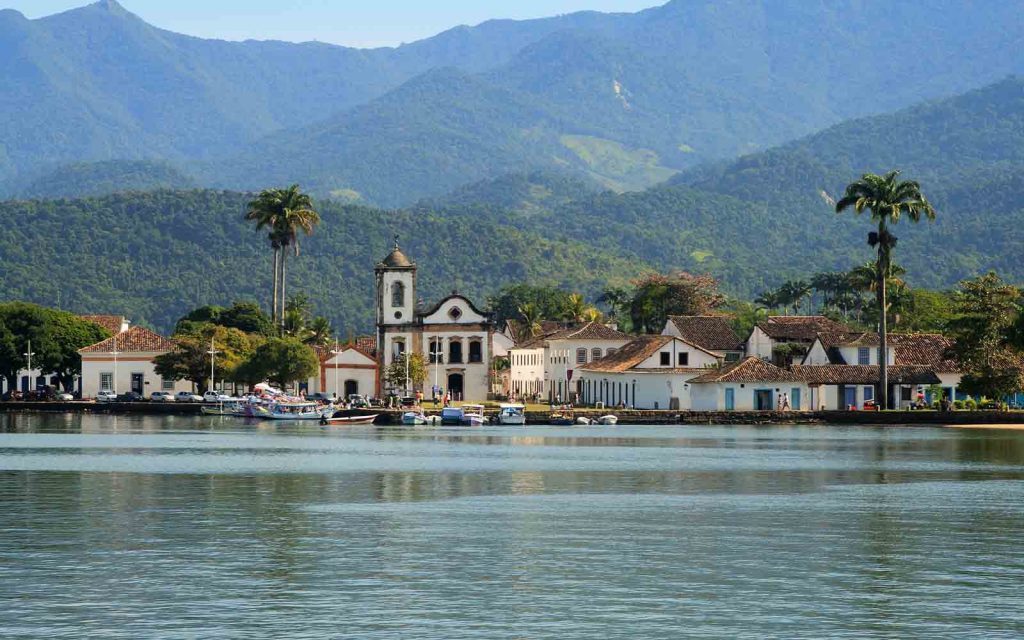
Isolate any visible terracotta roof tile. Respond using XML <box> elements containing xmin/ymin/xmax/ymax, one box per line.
<box><xmin>355</xmin><ymin>335</ymin><xmax>377</xmax><ymax>357</ymax></box>
<box><xmin>580</xmin><ymin>335</ymin><xmax>673</xmax><ymax>372</ymax></box>
<box><xmin>689</xmin><ymin>357</ymin><xmax>803</xmax><ymax>383</ymax></box>
<box><xmin>791</xmin><ymin>364</ymin><xmax>941</xmax><ymax>385</ymax></box>
<box><xmin>667</xmin><ymin>315</ymin><xmax>742</xmax><ymax>351</ymax></box>
<box><xmin>517</xmin><ymin>321</ymin><xmax>629</xmax><ymax>348</ymax></box>
<box><xmin>757</xmin><ymin>316</ymin><xmax>852</xmax><ymax>341</ymax></box>
<box><xmin>890</xmin><ymin>334</ymin><xmax>960</xmax><ymax>373</ymax></box>
<box><xmin>78</xmin><ymin>315</ymin><xmax>126</xmax><ymax>335</ymax></box>
<box><xmin>79</xmin><ymin>326</ymin><xmax>176</xmax><ymax>353</ymax></box>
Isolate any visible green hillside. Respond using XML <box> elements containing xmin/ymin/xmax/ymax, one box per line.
<box><xmin>18</xmin><ymin>160</ymin><xmax>194</xmax><ymax>199</ymax></box>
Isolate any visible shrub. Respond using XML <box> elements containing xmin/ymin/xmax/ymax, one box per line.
<box><xmin>965</xmin><ymin>398</ymin><xmax>978</xmax><ymax>411</ymax></box>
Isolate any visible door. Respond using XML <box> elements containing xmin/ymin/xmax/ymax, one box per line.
<box><xmin>755</xmin><ymin>389</ymin><xmax>773</xmax><ymax>410</ymax></box>
<box><xmin>344</xmin><ymin>380</ymin><xmax>359</xmax><ymax>397</ymax></box>
<box><xmin>725</xmin><ymin>388</ymin><xmax>735</xmax><ymax>411</ymax></box>
<box><xmin>131</xmin><ymin>373</ymin><xmax>144</xmax><ymax>395</ymax></box>
<box><xmin>790</xmin><ymin>388</ymin><xmax>801</xmax><ymax>411</ymax></box>
<box><xmin>843</xmin><ymin>386</ymin><xmax>857</xmax><ymax>409</ymax></box>
<box><xmin>447</xmin><ymin>373</ymin><xmax>464</xmax><ymax>400</ymax></box>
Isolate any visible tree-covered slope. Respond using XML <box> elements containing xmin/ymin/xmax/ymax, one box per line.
<box><xmin>0</xmin><ymin>190</ymin><xmax>646</xmax><ymax>333</ymax></box>
<box><xmin>18</xmin><ymin>160</ymin><xmax>194</xmax><ymax>199</ymax></box>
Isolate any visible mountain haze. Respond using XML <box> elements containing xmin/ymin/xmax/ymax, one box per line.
<box><xmin>3</xmin><ymin>0</ymin><xmax>1024</xmax><ymax>203</ymax></box>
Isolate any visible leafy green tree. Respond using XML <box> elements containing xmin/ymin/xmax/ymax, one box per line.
<box><xmin>754</xmin><ymin>288</ymin><xmax>782</xmax><ymax>312</ymax></box>
<box><xmin>383</xmin><ymin>352</ymin><xmax>427</xmax><ymax>393</ymax></box>
<box><xmin>945</xmin><ymin>272</ymin><xmax>1024</xmax><ymax>400</ymax></box>
<box><xmin>515</xmin><ymin>303</ymin><xmax>543</xmax><ymax>342</ymax></box>
<box><xmin>242</xmin><ymin>337</ymin><xmax>319</xmax><ymax>389</ymax></box>
<box><xmin>305</xmin><ymin>316</ymin><xmax>334</xmax><ymax>348</ymax></box>
<box><xmin>628</xmin><ymin>272</ymin><xmax>725</xmax><ymax>334</ymax></box>
<box><xmin>836</xmin><ymin>170</ymin><xmax>936</xmax><ymax>409</ymax></box>
<box><xmin>155</xmin><ymin>324</ymin><xmax>261</xmax><ymax>392</ymax></box>
<box><xmin>487</xmin><ymin>284</ymin><xmax>572</xmax><ymax>328</ymax></box>
<box><xmin>45</xmin><ymin>312</ymin><xmax>112</xmax><ymax>391</ymax></box>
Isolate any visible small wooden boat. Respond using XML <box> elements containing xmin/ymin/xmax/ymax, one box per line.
<box><xmin>201</xmin><ymin>400</ymin><xmax>244</xmax><ymax>416</ymax></box>
<box><xmin>597</xmin><ymin>415</ymin><xmax>618</xmax><ymax>426</ymax></box>
<box><xmin>265</xmin><ymin>401</ymin><xmax>323</xmax><ymax>421</ymax></box>
<box><xmin>549</xmin><ymin>410</ymin><xmax>575</xmax><ymax>426</ymax></box>
<box><xmin>497</xmin><ymin>403</ymin><xmax>526</xmax><ymax>425</ymax></box>
<box><xmin>320</xmin><ymin>413</ymin><xmax>379</xmax><ymax>426</ymax></box>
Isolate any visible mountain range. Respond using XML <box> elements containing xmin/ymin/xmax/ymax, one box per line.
<box><xmin>3</xmin><ymin>0</ymin><xmax>1024</xmax><ymax>204</ymax></box>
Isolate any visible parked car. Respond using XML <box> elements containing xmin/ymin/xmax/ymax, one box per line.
<box><xmin>307</xmin><ymin>392</ymin><xmax>333</xmax><ymax>402</ymax></box>
<box><xmin>54</xmin><ymin>391</ymin><xmax>74</xmax><ymax>401</ymax></box>
<box><xmin>175</xmin><ymin>391</ymin><xmax>203</xmax><ymax>403</ymax></box>
<box><xmin>97</xmin><ymin>390</ymin><xmax>118</xmax><ymax>403</ymax></box>
<box><xmin>151</xmin><ymin>391</ymin><xmax>176</xmax><ymax>402</ymax></box>
<box><xmin>117</xmin><ymin>391</ymin><xmax>144</xmax><ymax>402</ymax></box>
<box><xmin>348</xmin><ymin>394</ymin><xmax>369</xmax><ymax>408</ymax></box>
<box><xmin>203</xmin><ymin>390</ymin><xmax>233</xmax><ymax>403</ymax></box>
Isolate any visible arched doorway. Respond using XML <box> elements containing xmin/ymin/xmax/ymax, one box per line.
<box><xmin>344</xmin><ymin>380</ymin><xmax>359</xmax><ymax>397</ymax></box>
<box><xmin>447</xmin><ymin>373</ymin><xmax>464</xmax><ymax>400</ymax></box>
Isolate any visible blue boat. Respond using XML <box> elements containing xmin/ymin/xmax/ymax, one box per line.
<box><xmin>440</xmin><ymin>407</ymin><xmax>464</xmax><ymax>425</ymax></box>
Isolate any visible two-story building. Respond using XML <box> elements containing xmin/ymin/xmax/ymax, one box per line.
<box><xmin>578</xmin><ymin>335</ymin><xmax>723</xmax><ymax>410</ymax></box>
<box><xmin>662</xmin><ymin>315</ymin><xmax>744</xmax><ymax>362</ymax></box>
<box><xmin>746</xmin><ymin>316</ymin><xmax>851</xmax><ymax>365</ymax></box>
<box><xmin>508</xmin><ymin>321</ymin><xmax>631</xmax><ymax>403</ymax></box>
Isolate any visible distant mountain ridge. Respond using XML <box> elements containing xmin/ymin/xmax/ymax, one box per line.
<box><xmin>3</xmin><ymin>0</ymin><xmax>1024</xmax><ymax>202</ymax></box>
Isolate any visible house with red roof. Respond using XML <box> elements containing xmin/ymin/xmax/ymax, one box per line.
<box><xmin>78</xmin><ymin>325</ymin><xmax>190</xmax><ymax>399</ymax></box>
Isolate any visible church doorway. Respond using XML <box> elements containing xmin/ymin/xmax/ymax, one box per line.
<box><xmin>344</xmin><ymin>380</ymin><xmax>359</xmax><ymax>397</ymax></box>
<box><xmin>447</xmin><ymin>373</ymin><xmax>464</xmax><ymax>400</ymax></box>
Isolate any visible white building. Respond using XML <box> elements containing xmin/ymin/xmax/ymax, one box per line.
<box><xmin>508</xmin><ymin>321</ymin><xmax>631</xmax><ymax>403</ymax></box>
<box><xmin>578</xmin><ymin>335</ymin><xmax>723</xmax><ymax>410</ymax></box>
<box><xmin>689</xmin><ymin>357</ymin><xmax>811</xmax><ymax>411</ymax></box>
<box><xmin>78</xmin><ymin>325</ymin><xmax>191</xmax><ymax>399</ymax></box>
<box><xmin>375</xmin><ymin>239</ymin><xmax>496</xmax><ymax>401</ymax></box>
<box><xmin>307</xmin><ymin>345</ymin><xmax>378</xmax><ymax>399</ymax></box>
<box><xmin>662</xmin><ymin>315</ymin><xmax>744</xmax><ymax>362</ymax></box>
<box><xmin>745</xmin><ymin>316</ymin><xmax>851</xmax><ymax>364</ymax></box>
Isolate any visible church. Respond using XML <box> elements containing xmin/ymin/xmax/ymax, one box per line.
<box><xmin>375</xmin><ymin>239</ymin><xmax>497</xmax><ymax>401</ymax></box>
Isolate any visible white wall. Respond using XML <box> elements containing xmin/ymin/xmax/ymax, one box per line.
<box><xmin>509</xmin><ymin>347</ymin><xmax>545</xmax><ymax>398</ymax></box>
<box><xmin>746</xmin><ymin>327</ymin><xmax>773</xmax><ymax>359</ymax></box>
<box><xmin>690</xmin><ymin>382</ymin><xmax>811</xmax><ymax>411</ymax></box>
<box><xmin>80</xmin><ymin>354</ymin><xmax>191</xmax><ymax>399</ymax></box>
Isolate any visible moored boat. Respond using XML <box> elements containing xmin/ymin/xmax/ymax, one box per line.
<box><xmin>402</xmin><ymin>411</ymin><xmax>429</xmax><ymax>426</ymax></box>
<box><xmin>461</xmin><ymin>404</ymin><xmax>486</xmax><ymax>426</ymax></box>
<box><xmin>201</xmin><ymin>399</ymin><xmax>244</xmax><ymax>415</ymax></box>
<box><xmin>497</xmin><ymin>403</ymin><xmax>526</xmax><ymax>425</ymax></box>
<box><xmin>597</xmin><ymin>415</ymin><xmax>618</xmax><ymax>426</ymax></box>
<box><xmin>549</xmin><ymin>409</ymin><xmax>575</xmax><ymax>426</ymax></box>
<box><xmin>321</xmin><ymin>413</ymin><xmax>379</xmax><ymax>425</ymax></box>
<box><xmin>264</xmin><ymin>401</ymin><xmax>323</xmax><ymax>421</ymax></box>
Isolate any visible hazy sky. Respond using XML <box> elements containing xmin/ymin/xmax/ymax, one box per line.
<box><xmin>7</xmin><ymin>1</ymin><xmax>663</xmax><ymax>48</ymax></box>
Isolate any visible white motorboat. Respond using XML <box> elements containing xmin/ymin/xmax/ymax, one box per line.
<box><xmin>264</xmin><ymin>401</ymin><xmax>324</xmax><ymax>421</ymax></box>
<box><xmin>201</xmin><ymin>399</ymin><xmax>244</xmax><ymax>415</ymax></box>
<box><xmin>461</xmin><ymin>404</ymin><xmax>486</xmax><ymax>426</ymax></box>
<box><xmin>402</xmin><ymin>411</ymin><xmax>429</xmax><ymax>426</ymax></box>
<box><xmin>497</xmin><ymin>403</ymin><xmax>526</xmax><ymax>425</ymax></box>
<box><xmin>575</xmin><ymin>416</ymin><xmax>592</xmax><ymax>425</ymax></box>
<box><xmin>597</xmin><ymin>415</ymin><xmax>618</xmax><ymax>426</ymax></box>
<box><xmin>321</xmin><ymin>413</ymin><xmax>378</xmax><ymax>426</ymax></box>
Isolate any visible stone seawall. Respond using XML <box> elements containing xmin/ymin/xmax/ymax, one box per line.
<box><xmin>2</xmin><ymin>402</ymin><xmax>1023</xmax><ymax>426</ymax></box>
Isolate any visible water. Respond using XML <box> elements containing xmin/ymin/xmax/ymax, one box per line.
<box><xmin>2</xmin><ymin>414</ymin><xmax>1024</xmax><ymax>639</ymax></box>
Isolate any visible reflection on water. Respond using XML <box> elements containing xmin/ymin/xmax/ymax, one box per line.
<box><xmin>1</xmin><ymin>413</ymin><xmax>1023</xmax><ymax>639</ymax></box>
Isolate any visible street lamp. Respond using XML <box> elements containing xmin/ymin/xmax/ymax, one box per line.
<box><xmin>207</xmin><ymin>336</ymin><xmax>221</xmax><ymax>397</ymax></box>
<box><xmin>330</xmin><ymin>339</ymin><xmax>340</xmax><ymax>402</ymax></box>
<box><xmin>23</xmin><ymin>339</ymin><xmax>35</xmax><ymax>391</ymax></box>
<box><xmin>112</xmin><ymin>344</ymin><xmax>120</xmax><ymax>396</ymax></box>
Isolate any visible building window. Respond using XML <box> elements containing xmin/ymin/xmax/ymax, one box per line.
<box><xmin>858</xmin><ymin>347</ymin><xmax>870</xmax><ymax>365</ymax></box>
<box><xmin>392</xmin><ymin>339</ymin><xmax>405</xmax><ymax>362</ymax></box>
<box><xmin>391</xmin><ymin>281</ymin><xmax>405</xmax><ymax>308</ymax></box>
<box><xmin>449</xmin><ymin>341</ymin><xmax>463</xmax><ymax>364</ymax></box>
<box><xmin>576</xmin><ymin>348</ymin><xmax>587</xmax><ymax>364</ymax></box>
<box><xmin>660</xmin><ymin>352</ymin><xmax>670</xmax><ymax>366</ymax></box>
<box><xmin>678</xmin><ymin>352</ymin><xmax>689</xmax><ymax>366</ymax></box>
<box><xmin>468</xmin><ymin>341</ymin><xmax>482</xmax><ymax>363</ymax></box>
<box><xmin>606</xmin><ymin>348</ymin><xmax>616</xmax><ymax>356</ymax></box>
<box><xmin>429</xmin><ymin>339</ymin><xmax>443</xmax><ymax>364</ymax></box>
<box><xmin>162</xmin><ymin>378</ymin><xmax>175</xmax><ymax>390</ymax></box>
<box><xmin>592</xmin><ymin>348</ymin><xmax>602</xmax><ymax>361</ymax></box>
<box><xmin>100</xmin><ymin>373</ymin><xmax>113</xmax><ymax>391</ymax></box>
<box><xmin>449</xmin><ymin>307</ymin><xmax>462</xmax><ymax>321</ymax></box>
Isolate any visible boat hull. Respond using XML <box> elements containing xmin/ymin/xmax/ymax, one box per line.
<box><xmin>321</xmin><ymin>414</ymin><xmax>378</xmax><ymax>426</ymax></box>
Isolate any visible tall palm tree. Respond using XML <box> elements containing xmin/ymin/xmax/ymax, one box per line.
<box><xmin>245</xmin><ymin>188</ymin><xmax>285</xmax><ymax>323</ymax></box>
<box><xmin>836</xmin><ymin>170</ymin><xmax>935</xmax><ymax>409</ymax></box>
<box><xmin>273</xmin><ymin>185</ymin><xmax>320</xmax><ymax>332</ymax></box>
<box><xmin>517</xmin><ymin>303</ymin><xmax>542</xmax><ymax>341</ymax></box>
<box><xmin>755</xmin><ymin>288</ymin><xmax>782</xmax><ymax>312</ymax></box>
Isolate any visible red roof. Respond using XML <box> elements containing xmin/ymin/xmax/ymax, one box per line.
<box><xmin>667</xmin><ymin>315</ymin><xmax>742</xmax><ymax>351</ymax></box>
<box><xmin>79</xmin><ymin>315</ymin><xmax>126</xmax><ymax>335</ymax></box>
<box><xmin>757</xmin><ymin>316</ymin><xmax>851</xmax><ymax>341</ymax></box>
<box><xmin>79</xmin><ymin>326</ymin><xmax>176</xmax><ymax>353</ymax></box>
<box><xmin>689</xmin><ymin>357</ymin><xmax>803</xmax><ymax>383</ymax></box>
<box><xmin>890</xmin><ymin>334</ymin><xmax>961</xmax><ymax>373</ymax></box>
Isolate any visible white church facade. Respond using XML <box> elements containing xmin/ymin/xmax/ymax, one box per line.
<box><xmin>375</xmin><ymin>240</ymin><xmax>496</xmax><ymax>401</ymax></box>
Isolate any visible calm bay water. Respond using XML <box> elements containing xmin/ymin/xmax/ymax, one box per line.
<box><xmin>1</xmin><ymin>414</ymin><xmax>1023</xmax><ymax>639</ymax></box>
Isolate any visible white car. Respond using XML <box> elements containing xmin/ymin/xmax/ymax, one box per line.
<box><xmin>203</xmin><ymin>390</ymin><xmax>233</xmax><ymax>402</ymax></box>
<box><xmin>55</xmin><ymin>392</ymin><xmax>74</xmax><ymax>401</ymax></box>
<box><xmin>96</xmin><ymin>390</ymin><xmax>118</xmax><ymax>402</ymax></box>
<box><xmin>151</xmin><ymin>391</ymin><xmax>176</xmax><ymax>402</ymax></box>
<box><xmin>175</xmin><ymin>391</ymin><xmax>203</xmax><ymax>403</ymax></box>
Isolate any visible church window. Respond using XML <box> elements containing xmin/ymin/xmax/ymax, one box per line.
<box><xmin>469</xmin><ymin>341</ymin><xmax>483</xmax><ymax>363</ymax></box>
<box><xmin>392</xmin><ymin>281</ymin><xmax>405</xmax><ymax>308</ymax></box>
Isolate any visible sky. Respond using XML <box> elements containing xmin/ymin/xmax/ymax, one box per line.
<box><xmin>6</xmin><ymin>0</ymin><xmax>663</xmax><ymax>48</ymax></box>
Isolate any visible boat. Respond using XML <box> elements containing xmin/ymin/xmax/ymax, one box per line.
<box><xmin>201</xmin><ymin>399</ymin><xmax>244</xmax><ymax>415</ymax></box>
<box><xmin>576</xmin><ymin>416</ymin><xmax>592</xmax><ymax>425</ymax></box>
<box><xmin>461</xmin><ymin>404</ymin><xmax>486</xmax><ymax>426</ymax></box>
<box><xmin>597</xmin><ymin>415</ymin><xmax>619</xmax><ymax>426</ymax></box>
<box><xmin>321</xmin><ymin>413</ymin><xmax>379</xmax><ymax>426</ymax></box>
<box><xmin>264</xmin><ymin>401</ymin><xmax>324</xmax><ymax>421</ymax></box>
<box><xmin>402</xmin><ymin>411</ymin><xmax>429</xmax><ymax>426</ymax></box>
<box><xmin>440</xmin><ymin>407</ymin><xmax>464</xmax><ymax>426</ymax></box>
<box><xmin>549</xmin><ymin>409</ymin><xmax>575</xmax><ymax>426</ymax></box>
<box><xmin>497</xmin><ymin>403</ymin><xmax>526</xmax><ymax>425</ymax></box>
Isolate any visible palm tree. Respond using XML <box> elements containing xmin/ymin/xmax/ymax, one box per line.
<box><xmin>517</xmin><ymin>303</ymin><xmax>542</xmax><ymax>341</ymax></box>
<box><xmin>305</xmin><ymin>316</ymin><xmax>333</xmax><ymax>347</ymax></box>
<box><xmin>566</xmin><ymin>293</ymin><xmax>589</xmax><ymax>324</ymax></box>
<box><xmin>779</xmin><ymin>280</ymin><xmax>811</xmax><ymax>315</ymax></box>
<box><xmin>836</xmin><ymin>170</ymin><xmax>936</xmax><ymax>409</ymax></box>
<box><xmin>273</xmin><ymin>185</ymin><xmax>320</xmax><ymax>333</ymax></box>
<box><xmin>755</xmin><ymin>288</ymin><xmax>782</xmax><ymax>312</ymax></box>
<box><xmin>245</xmin><ymin>189</ymin><xmax>285</xmax><ymax>323</ymax></box>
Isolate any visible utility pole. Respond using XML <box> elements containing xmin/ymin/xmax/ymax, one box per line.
<box><xmin>331</xmin><ymin>339</ymin><xmax>340</xmax><ymax>402</ymax></box>
<box><xmin>23</xmin><ymin>340</ymin><xmax>35</xmax><ymax>393</ymax></box>
<box><xmin>207</xmin><ymin>337</ymin><xmax>220</xmax><ymax>395</ymax></box>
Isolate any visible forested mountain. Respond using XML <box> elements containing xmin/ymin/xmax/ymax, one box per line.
<box><xmin>18</xmin><ymin>160</ymin><xmax>194</xmax><ymax>199</ymax></box>
<box><xmin>3</xmin><ymin>0</ymin><xmax>1024</xmax><ymax>203</ymax></box>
